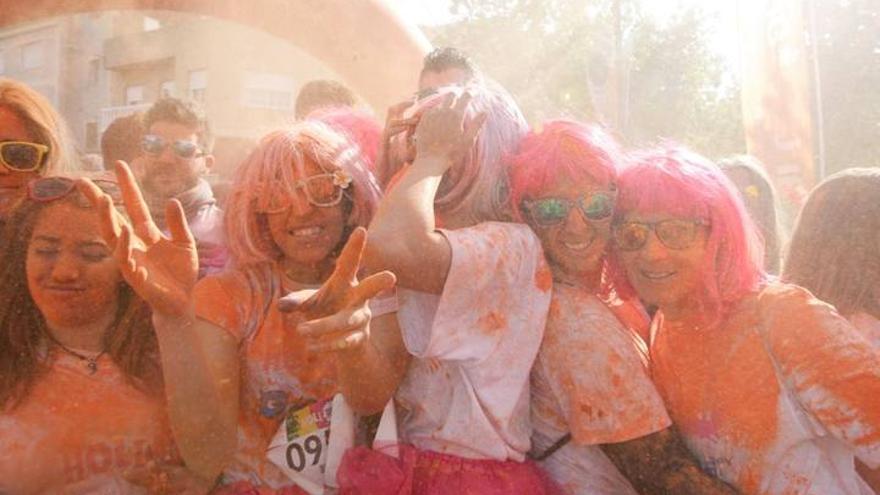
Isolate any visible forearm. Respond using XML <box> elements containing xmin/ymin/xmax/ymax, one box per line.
<box><xmin>600</xmin><ymin>428</ymin><xmax>740</xmax><ymax>495</ymax></box>
<box><xmin>152</xmin><ymin>311</ymin><xmax>237</xmax><ymax>480</ymax></box>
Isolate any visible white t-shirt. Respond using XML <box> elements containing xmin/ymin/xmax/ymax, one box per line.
<box><xmin>531</xmin><ymin>285</ymin><xmax>671</xmax><ymax>494</ymax></box>
<box><xmin>394</xmin><ymin>222</ymin><xmax>553</xmax><ymax>461</ymax></box>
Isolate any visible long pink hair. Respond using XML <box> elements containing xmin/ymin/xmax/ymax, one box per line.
<box><xmin>612</xmin><ymin>145</ymin><xmax>766</xmax><ymax>318</ymax></box>
<box><xmin>307</xmin><ymin>107</ymin><xmax>382</xmax><ymax>172</ymax></box>
<box><xmin>224</xmin><ymin>121</ymin><xmax>381</xmax><ymax>267</ymax></box>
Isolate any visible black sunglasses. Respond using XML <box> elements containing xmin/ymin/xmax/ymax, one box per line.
<box><xmin>141</xmin><ymin>134</ymin><xmax>204</xmax><ymax>160</ymax></box>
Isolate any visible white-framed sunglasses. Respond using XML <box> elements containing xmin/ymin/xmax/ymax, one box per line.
<box><xmin>261</xmin><ymin>170</ymin><xmax>353</xmax><ymax>213</ymax></box>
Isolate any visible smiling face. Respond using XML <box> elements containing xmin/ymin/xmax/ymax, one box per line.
<box><xmin>265</xmin><ymin>158</ymin><xmax>348</xmax><ymax>279</ymax></box>
<box><xmin>615</xmin><ymin>211</ymin><xmax>710</xmax><ymax>317</ymax></box>
<box><xmin>26</xmin><ymin>201</ymin><xmax>122</xmax><ymax>331</ymax></box>
<box><xmin>525</xmin><ymin>173</ymin><xmax>614</xmax><ymax>285</ymax></box>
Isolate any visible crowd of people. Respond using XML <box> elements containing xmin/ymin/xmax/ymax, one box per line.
<box><xmin>0</xmin><ymin>46</ymin><xmax>878</xmax><ymax>495</ymax></box>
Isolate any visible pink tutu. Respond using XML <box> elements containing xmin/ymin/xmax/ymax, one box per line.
<box><xmin>337</xmin><ymin>445</ymin><xmax>561</xmax><ymax>495</ymax></box>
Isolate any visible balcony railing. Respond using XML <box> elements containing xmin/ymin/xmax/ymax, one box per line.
<box><xmin>99</xmin><ymin>103</ymin><xmax>151</xmax><ymax>132</ymax></box>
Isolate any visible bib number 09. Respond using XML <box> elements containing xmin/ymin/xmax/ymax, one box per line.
<box><xmin>286</xmin><ymin>428</ymin><xmax>331</xmax><ymax>472</ymax></box>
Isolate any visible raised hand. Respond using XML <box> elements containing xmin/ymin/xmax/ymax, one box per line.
<box><xmin>412</xmin><ymin>91</ymin><xmax>487</xmax><ymax>169</ymax></box>
<box><xmin>278</xmin><ymin>227</ymin><xmax>396</xmax><ymax>353</ymax></box>
<box><xmin>375</xmin><ymin>98</ymin><xmax>417</xmax><ymax>185</ymax></box>
<box><xmin>77</xmin><ymin>161</ymin><xmax>199</xmax><ymax>318</ymax></box>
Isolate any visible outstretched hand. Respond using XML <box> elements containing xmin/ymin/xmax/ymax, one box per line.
<box><xmin>412</xmin><ymin>91</ymin><xmax>487</xmax><ymax>170</ymax></box>
<box><xmin>77</xmin><ymin>161</ymin><xmax>199</xmax><ymax>318</ymax></box>
<box><xmin>278</xmin><ymin>227</ymin><xmax>396</xmax><ymax>353</ymax></box>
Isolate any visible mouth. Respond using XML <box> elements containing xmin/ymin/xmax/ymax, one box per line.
<box><xmin>640</xmin><ymin>269</ymin><xmax>676</xmax><ymax>280</ymax></box>
<box><xmin>44</xmin><ymin>286</ymin><xmax>86</xmax><ymax>293</ymax></box>
<box><xmin>562</xmin><ymin>239</ymin><xmax>594</xmax><ymax>251</ymax></box>
<box><xmin>287</xmin><ymin>225</ymin><xmax>325</xmax><ymax>238</ymax></box>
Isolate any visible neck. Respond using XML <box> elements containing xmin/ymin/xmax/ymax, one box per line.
<box><xmin>46</xmin><ymin>310</ymin><xmax>116</xmax><ymax>354</ymax></box>
<box><xmin>281</xmin><ymin>258</ymin><xmax>335</xmax><ymax>286</ymax></box>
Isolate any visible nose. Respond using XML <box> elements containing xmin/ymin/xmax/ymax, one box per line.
<box><xmin>640</xmin><ymin>228</ymin><xmax>669</xmax><ymax>261</ymax></box>
<box><xmin>286</xmin><ymin>191</ymin><xmax>315</xmax><ymax>218</ymax></box>
<box><xmin>562</xmin><ymin>207</ymin><xmax>591</xmax><ymax>236</ymax></box>
<box><xmin>50</xmin><ymin>252</ymin><xmax>81</xmax><ymax>282</ymax></box>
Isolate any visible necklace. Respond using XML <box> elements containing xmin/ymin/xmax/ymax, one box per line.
<box><xmin>45</xmin><ymin>332</ymin><xmax>106</xmax><ymax>375</ymax></box>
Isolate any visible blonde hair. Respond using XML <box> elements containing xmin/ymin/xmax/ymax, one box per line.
<box><xmin>224</xmin><ymin>121</ymin><xmax>381</xmax><ymax>267</ymax></box>
<box><xmin>0</xmin><ymin>78</ymin><xmax>78</xmax><ymax>174</ymax></box>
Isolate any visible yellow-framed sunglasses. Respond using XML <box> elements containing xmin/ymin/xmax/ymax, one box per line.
<box><xmin>0</xmin><ymin>141</ymin><xmax>50</xmax><ymax>173</ymax></box>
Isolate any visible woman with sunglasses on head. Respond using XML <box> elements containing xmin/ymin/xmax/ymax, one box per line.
<box><xmin>509</xmin><ymin>121</ymin><xmax>737</xmax><ymax>495</ymax></box>
<box><xmin>0</xmin><ymin>78</ymin><xmax>77</xmax><ymax>224</ymax></box>
<box><xmin>333</xmin><ymin>85</ymin><xmax>559</xmax><ymax>494</ymax></box>
<box><xmin>611</xmin><ymin>146</ymin><xmax>880</xmax><ymax>495</ymax></box>
<box><xmin>0</xmin><ymin>176</ymin><xmax>209</xmax><ymax>493</ymax></box>
<box><xmin>81</xmin><ymin>120</ymin><xmax>405</xmax><ymax>493</ymax></box>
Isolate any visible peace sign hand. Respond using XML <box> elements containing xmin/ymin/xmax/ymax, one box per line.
<box><xmin>77</xmin><ymin>161</ymin><xmax>199</xmax><ymax>318</ymax></box>
<box><xmin>277</xmin><ymin>227</ymin><xmax>396</xmax><ymax>353</ymax></box>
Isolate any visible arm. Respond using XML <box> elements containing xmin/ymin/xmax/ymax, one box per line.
<box><xmin>601</xmin><ymin>428</ymin><xmax>740</xmax><ymax>495</ymax></box>
<box><xmin>78</xmin><ymin>162</ymin><xmax>238</xmax><ymax>480</ymax></box>
<box><xmin>365</xmin><ymin>92</ymin><xmax>485</xmax><ymax>294</ymax></box>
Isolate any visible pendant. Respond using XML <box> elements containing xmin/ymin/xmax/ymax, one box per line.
<box><xmin>87</xmin><ymin>360</ymin><xmax>98</xmax><ymax>374</ymax></box>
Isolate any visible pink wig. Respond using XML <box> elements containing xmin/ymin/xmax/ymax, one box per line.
<box><xmin>307</xmin><ymin>107</ymin><xmax>382</xmax><ymax>172</ymax></box>
<box><xmin>224</xmin><ymin>121</ymin><xmax>381</xmax><ymax>267</ymax></box>
<box><xmin>399</xmin><ymin>82</ymin><xmax>528</xmax><ymax>222</ymax></box>
<box><xmin>508</xmin><ymin>119</ymin><xmax>621</xmax><ymax>221</ymax></box>
<box><xmin>612</xmin><ymin>145</ymin><xmax>766</xmax><ymax>317</ymax></box>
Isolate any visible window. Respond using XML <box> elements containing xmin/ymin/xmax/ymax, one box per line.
<box><xmin>243</xmin><ymin>71</ymin><xmax>294</xmax><ymax>111</ymax></box>
<box><xmin>160</xmin><ymin>80</ymin><xmax>176</xmax><ymax>98</ymax></box>
<box><xmin>188</xmin><ymin>70</ymin><xmax>207</xmax><ymax>102</ymax></box>
<box><xmin>21</xmin><ymin>41</ymin><xmax>46</xmax><ymax>70</ymax></box>
<box><xmin>143</xmin><ymin>16</ymin><xmax>161</xmax><ymax>32</ymax></box>
<box><xmin>125</xmin><ymin>85</ymin><xmax>145</xmax><ymax>105</ymax></box>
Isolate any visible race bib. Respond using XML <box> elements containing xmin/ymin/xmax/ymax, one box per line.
<box><xmin>266</xmin><ymin>395</ymin><xmax>356</xmax><ymax>494</ymax></box>
<box><xmin>266</xmin><ymin>398</ymin><xmax>333</xmax><ymax>495</ymax></box>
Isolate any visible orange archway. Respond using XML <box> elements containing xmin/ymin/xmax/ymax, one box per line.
<box><xmin>0</xmin><ymin>0</ymin><xmax>431</xmax><ymax>112</ymax></box>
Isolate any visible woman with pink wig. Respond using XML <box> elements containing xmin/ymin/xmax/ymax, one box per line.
<box><xmin>332</xmin><ymin>84</ymin><xmax>558</xmax><ymax>494</ymax></box>
<box><xmin>612</xmin><ymin>146</ymin><xmax>880</xmax><ymax>495</ymax></box>
<box><xmin>510</xmin><ymin>121</ymin><xmax>737</xmax><ymax>495</ymax></box>
<box><xmin>77</xmin><ymin>121</ymin><xmax>407</xmax><ymax>493</ymax></box>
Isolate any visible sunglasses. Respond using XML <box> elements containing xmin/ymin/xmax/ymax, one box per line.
<box><xmin>28</xmin><ymin>176</ymin><xmax>123</xmax><ymax>207</ymax></box>
<box><xmin>261</xmin><ymin>170</ymin><xmax>353</xmax><ymax>213</ymax></box>
<box><xmin>613</xmin><ymin>219</ymin><xmax>709</xmax><ymax>251</ymax></box>
<box><xmin>0</xmin><ymin>141</ymin><xmax>50</xmax><ymax>173</ymax></box>
<box><xmin>141</xmin><ymin>134</ymin><xmax>203</xmax><ymax>160</ymax></box>
<box><xmin>521</xmin><ymin>191</ymin><xmax>616</xmax><ymax>227</ymax></box>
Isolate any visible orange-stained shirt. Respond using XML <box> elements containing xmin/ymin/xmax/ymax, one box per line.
<box><xmin>850</xmin><ymin>312</ymin><xmax>880</xmax><ymax>350</ymax></box>
<box><xmin>194</xmin><ymin>264</ymin><xmax>335</xmax><ymax>489</ymax></box>
<box><xmin>0</xmin><ymin>351</ymin><xmax>178</xmax><ymax>494</ymax></box>
<box><xmin>531</xmin><ymin>285</ymin><xmax>670</xmax><ymax>495</ymax></box>
<box><xmin>395</xmin><ymin>222</ymin><xmax>552</xmax><ymax>462</ymax></box>
<box><xmin>651</xmin><ymin>283</ymin><xmax>880</xmax><ymax>495</ymax></box>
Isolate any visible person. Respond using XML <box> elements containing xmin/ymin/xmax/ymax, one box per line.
<box><xmin>335</xmin><ymin>85</ymin><xmax>558</xmax><ymax>494</ymax></box>
<box><xmin>418</xmin><ymin>47</ymin><xmax>479</xmax><ymax>93</ymax></box>
<box><xmin>0</xmin><ymin>176</ymin><xmax>205</xmax><ymax>493</ymax></box>
<box><xmin>611</xmin><ymin>146</ymin><xmax>880</xmax><ymax>494</ymax></box>
<box><xmin>137</xmin><ymin>96</ymin><xmax>227</xmax><ymax>277</ymax></box>
<box><xmin>783</xmin><ymin>168</ymin><xmax>880</xmax><ymax>491</ymax></box>
<box><xmin>0</xmin><ymin>78</ymin><xmax>77</xmax><ymax>222</ymax></box>
<box><xmin>719</xmin><ymin>155</ymin><xmax>783</xmax><ymax>274</ymax></box>
<box><xmin>509</xmin><ymin>120</ymin><xmax>738</xmax><ymax>495</ymax></box>
<box><xmin>82</xmin><ymin>121</ymin><xmax>406</xmax><ymax>493</ymax></box>
<box><xmin>294</xmin><ymin>79</ymin><xmax>357</xmax><ymax>120</ymax></box>
<box><xmin>101</xmin><ymin>112</ymin><xmax>145</xmax><ymax>170</ymax></box>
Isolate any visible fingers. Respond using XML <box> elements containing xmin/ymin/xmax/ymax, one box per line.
<box><xmin>307</xmin><ymin>328</ymin><xmax>368</xmax><ymax>353</ymax></box>
<box><xmin>462</xmin><ymin>112</ymin><xmax>488</xmax><ymax>148</ymax></box>
<box><xmin>328</xmin><ymin>226</ymin><xmax>367</xmax><ymax>287</ymax></box>
<box><xmin>386</xmin><ymin>99</ymin><xmax>415</xmax><ymax>122</ymax></box>
<box><xmin>115</xmin><ymin>161</ymin><xmax>162</xmax><ymax>244</ymax></box>
<box><xmin>277</xmin><ymin>288</ymin><xmax>319</xmax><ymax>313</ymax></box>
<box><xmin>452</xmin><ymin>91</ymin><xmax>473</xmax><ymax>114</ymax></box>
<box><xmin>165</xmin><ymin>199</ymin><xmax>195</xmax><ymax>247</ymax></box>
<box><xmin>350</xmin><ymin>270</ymin><xmax>396</xmax><ymax>306</ymax></box>
<box><xmin>114</xmin><ymin>223</ymin><xmax>136</xmax><ymax>274</ymax></box>
<box><xmin>299</xmin><ymin>305</ymin><xmax>371</xmax><ymax>350</ymax></box>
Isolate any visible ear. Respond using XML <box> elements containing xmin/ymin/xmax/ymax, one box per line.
<box><xmin>202</xmin><ymin>154</ymin><xmax>215</xmax><ymax>172</ymax></box>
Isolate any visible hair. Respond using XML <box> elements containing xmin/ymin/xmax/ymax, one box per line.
<box><xmin>0</xmin><ymin>194</ymin><xmax>162</xmax><ymax>410</ymax></box>
<box><xmin>783</xmin><ymin>168</ymin><xmax>880</xmax><ymax>318</ymax></box>
<box><xmin>421</xmin><ymin>47</ymin><xmax>478</xmax><ymax>80</ymax></box>
<box><xmin>307</xmin><ymin>107</ymin><xmax>381</xmax><ymax>172</ymax></box>
<box><xmin>0</xmin><ymin>78</ymin><xmax>78</xmax><ymax>174</ymax></box>
<box><xmin>101</xmin><ymin>112</ymin><xmax>145</xmax><ymax>167</ymax></box>
<box><xmin>143</xmin><ymin>97</ymin><xmax>213</xmax><ymax>152</ymax></box>
<box><xmin>224</xmin><ymin>121</ymin><xmax>381</xmax><ymax>267</ymax></box>
<box><xmin>612</xmin><ymin>145</ymin><xmax>766</xmax><ymax>318</ymax></box>
<box><xmin>508</xmin><ymin>119</ymin><xmax>621</xmax><ymax>218</ymax></box>
<box><xmin>294</xmin><ymin>80</ymin><xmax>357</xmax><ymax>120</ymax></box>
<box><xmin>719</xmin><ymin>155</ymin><xmax>783</xmax><ymax>274</ymax></box>
<box><xmin>400</xmin><ymin>83</ymin><xmax>528</xmax><ymax>223</ymax></box>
